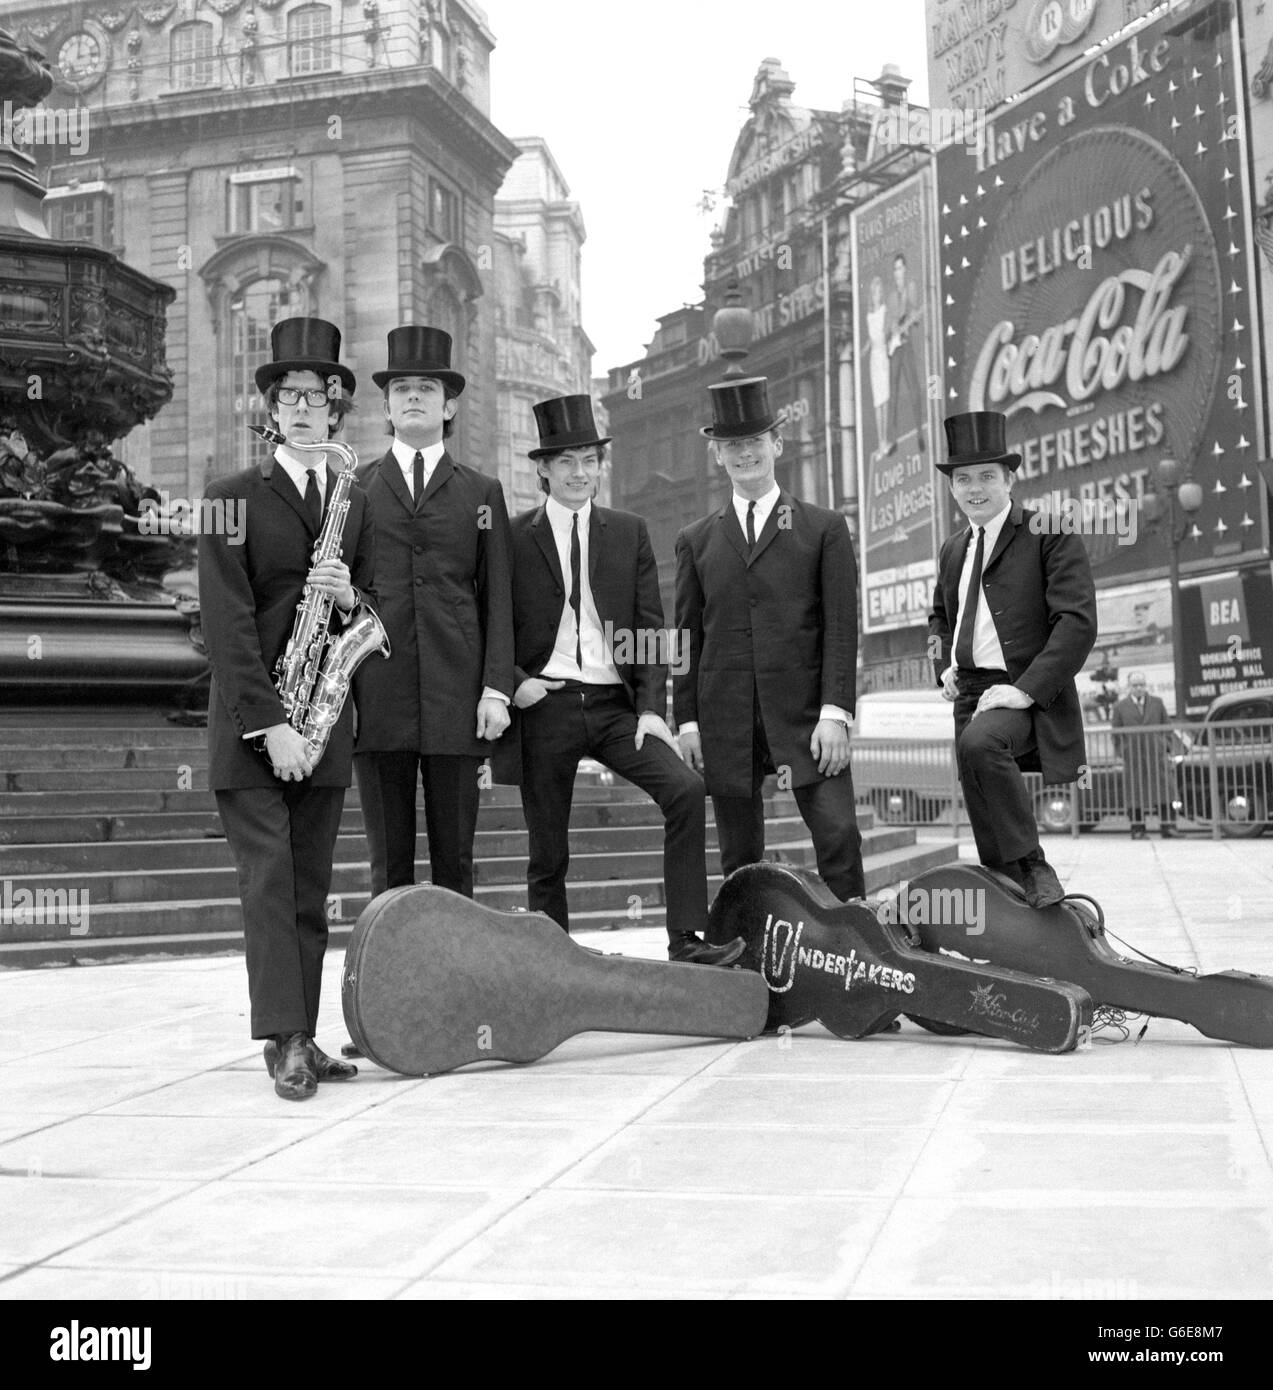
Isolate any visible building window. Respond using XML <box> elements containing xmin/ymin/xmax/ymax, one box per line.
<box><xmin>171</xmin><ymin>21</ymin><xmax>215</xmax><ymax>90</ymax></box>
<box><xmin>230</xmin><ymin>277</ymin><xmax>305</xmax><ymax>471</ymax></box>
<box><xmin>289</xmin><ymin>4</ymin><xmax>333</xmax><ymax>77</ymax></box>
<box><xmin>47</xmin><ymin>193</ymin><xmax>115</xmax><ymax>248</ymax></box>
<box><xmin>429</xmin><ymin>179</ymin><xmax>460</xmax><ymax>243</ymax></box>
<box><xmin>227</xmin><ymin>177</ymin><xmax>301</xmax><ymax>234</ymax></box>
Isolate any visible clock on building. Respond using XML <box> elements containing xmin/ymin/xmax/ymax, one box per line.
<box><xmin>56</xmin><ymin>28</ymin><xmax>108</xmax><ymax>92</ymax></box>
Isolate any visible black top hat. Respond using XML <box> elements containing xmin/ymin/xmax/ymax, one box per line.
<box><xmin>372</xmin><ymin>326</ymin><xmax>466</xmax><ymax>395</ymax></box>
<box><xmin>528</xmin><ymin>395</ymin><xmax>611</xmax><ymax>459</ymax></box>
<box><xmin>701</xmin><ymin>376</ymin><xmax>778</xmax><ymax>439</ymax></box>
<box><xmin>937</xmin><ymin>411</ymin><xmax>1021</xmax><ymax>474</ymax></box>
<box><xmin>254</xmin><ymin>317</ymin><xmax>356</xmax><ymax>396</ymax></box>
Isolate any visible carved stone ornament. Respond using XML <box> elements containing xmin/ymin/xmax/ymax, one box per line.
<box><xmin>140</xmin><ymin>3</ymin><xmax>178</xmax><ymax>26</ymax></box>
<box><xmin>206</xmin><ymin>0</ymin><xmax>245</xmax><ymax>13</ymax></box>
<box><xmin>1253</xmin><ymin>37</ymin><xmax>1273</xmax><ymax>100</ymax></box>
<box><xmin>97</xmin><ymin>10</ymin><xmax>132</xmax><ymax>32</ymax></box>
<box><xmin>24</xmin><ymin>17</ymin><xmax>66</xmax><ymax>44</ymax></box>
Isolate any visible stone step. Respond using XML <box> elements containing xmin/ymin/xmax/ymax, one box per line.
<box><xmin>0</xmin><ymin>823</ymin><xmax>920</xmax><ymax>906</ymax></box>
<box><xmin>0</xmin><ymin>794</ymin><xmax>872</xmax><ymax>844</ymax></box>
<box><xmin>0</xmin><ymin>835</ymin><xmax>961</xmax><ymax>955</ymax></box>
<box><xmin>0</xmin><ymin>816</ymin><xmax>907</xmax><ymax>877</ymax></box>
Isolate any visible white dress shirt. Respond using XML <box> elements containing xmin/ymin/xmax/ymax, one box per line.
<box><xmin>391</xmin><ymin>437</ymin><xmax>446</xmax><ymax>497</ymax></box>
<box><xmin>539</xmin><ymin>497</ymin><xmax>623</xmax><ymax>685</ymax></box>
<box><xmin>954</xmin><ymin>501</ymin><xmax>1010</xmax><ymax>673</ymax></box>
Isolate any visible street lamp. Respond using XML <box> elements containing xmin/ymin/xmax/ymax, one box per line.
<box><xmin>1141</xmin><ymin>456</ymin><xmax>1204</xmax><ymax>717</ymax></box>
<box><xmin>712</xmin><ymin>280</ymin><xmax>753</xmax><ymax>379</ymax></box>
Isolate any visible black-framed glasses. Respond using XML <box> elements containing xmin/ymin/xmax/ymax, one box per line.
<box><xmin>275</xmin><ymin>387</ymin><xmax>331</xmax><ymax>407</ymax></box>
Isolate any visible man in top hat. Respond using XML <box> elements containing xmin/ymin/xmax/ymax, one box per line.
<box><xmin>352</xmin><ymin>326</ymin><xmax>514</xmax><ymax>903</ymax></box>
<box><xmin>675</xmin><ymin>377</ymin><xmax>865</xmax><ymax>905</ymax></box>
<box><xmin>199</xmin><ymin>316</ymin><xmax>377</xmax><ymax>1100</ymax></box>
<box><xmin>492</xmin><ymin>396</ymin><xmax>743</xmax><ymax>965</ymax></box>
<box><xmin>929</xmin><ymin>410</ymin><xmax>1097</xmax><ymax>906</ymax></box>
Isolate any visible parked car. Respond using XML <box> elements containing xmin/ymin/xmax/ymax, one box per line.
<box><xmin>1173</xmin><ymin>687</ymin><xmax>1273</xmax><ymax>838</ymax></box>
<box><xmin>852</xmin><ymin>689</ymin><xmax>1124</xmax><ymax>831</ymax></box>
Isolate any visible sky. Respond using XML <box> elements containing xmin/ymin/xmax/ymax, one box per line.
<box><xmin>480</xmin><ymin>0</ymin><xmax>932</xmax><ymax>378</ymax></box>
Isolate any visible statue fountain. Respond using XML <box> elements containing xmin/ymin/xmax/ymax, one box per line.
<box><xmin>0</xmin><ymin>26</ymin><xmax>206</xmax><ymax>702</ymax></box>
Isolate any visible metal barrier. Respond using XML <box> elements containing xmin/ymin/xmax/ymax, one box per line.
<box><xmin>851</xmin><ymin>718</ymin><xmax>1272</xmax><ymax>840</ymax></box>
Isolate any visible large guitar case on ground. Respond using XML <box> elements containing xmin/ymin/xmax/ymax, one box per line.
<box><xmin>706</xmin><ymin>862</ymin><xmax>1092</xmax><ymax>1052</ymax></box>
<box><xmin>341</xmin><ymin>885</ymin><xmax>770</xmax><ymax>1075</ymax></box>
<box><xmin>899</xmin><ymin>864</ymin><xmax>1273</xmax><ymax>1048</ymax></box>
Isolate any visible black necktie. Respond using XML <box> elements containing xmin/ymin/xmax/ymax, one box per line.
<box><xmin>569</xmin><ymin>511</ymin><xmax>582</xmax><ymax>671</ymax></box>
<box><xmin>954</xmin><ymin>526</ymin><xmax>984</xmax><ymax>672</ymax></box>
<box><xmin>746</xmin><ymin>500</ymin><xmax>757</xmax><ymax>551</ymax></box>
<box><xmin>412</xmin><ymin>450</ymin><xmax>425</xmax><ymax>506</ymax></box>
<box><xmin>304</xmin><ymin>467</ymin><xmax>322</xmax><ymax>531</ymax></box>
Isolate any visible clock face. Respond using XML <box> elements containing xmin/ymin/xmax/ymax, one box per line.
<box><xmin>57</xmin><ymin>32</ymin><xmax>106</xmax><ymax>89</ymax></box>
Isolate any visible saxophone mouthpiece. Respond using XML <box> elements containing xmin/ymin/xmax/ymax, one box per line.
<box><xmin>248</xmin><ymin>424</ymin><xmax>287</xmax><ymax>446</ymax></box>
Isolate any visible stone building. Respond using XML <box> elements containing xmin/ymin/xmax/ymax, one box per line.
<box><xmin>491</xmin><ymin>136</ymin><xmax>595</xmax><ymax>515</ymax></box>
<box><xmin>2</xmin><ymin>0</ymin><xmax>519</xmax><ymax>494</ymax></box>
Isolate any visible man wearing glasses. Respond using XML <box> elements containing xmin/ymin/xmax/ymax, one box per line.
<box><xmin>199</xmin><ymin>317</ymin><xmax>377</xmax><ymax>1100</ymax></box>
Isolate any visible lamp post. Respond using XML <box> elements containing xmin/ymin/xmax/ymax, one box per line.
<box><xmin>712</xmin><ymin>280</ymin><xmax>753</xmax><ymax>379</ymax></box>
<box><xmin>1141</xmin><ymin>456</ymin><xmax>1204</xmax><ymax>718</ymax></box>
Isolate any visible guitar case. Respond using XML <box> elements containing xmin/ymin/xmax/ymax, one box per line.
<box><xmin>705</xmin><ymin>862</ymin><xmax>1091</xmax><ymax>1052</ymax></box>
<box><xmin>898</xmin><ymin>864</ymin><xmax>1273</xmax><ymax>1048</ymax></box>
<box><xmin>341</xmin><ymin>884</ymin><xmax>770</xmax><ymax>1075</ymax></box>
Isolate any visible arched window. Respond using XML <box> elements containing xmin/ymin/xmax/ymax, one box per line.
<box><xmin>172</xmin><ymin>21</ymin><xmax>214</xmax><ymax>90</ymax></box>
<box><xmin>289</xmin><ymin>5</ymin><xmax>333</xmax><ymax>77</ymax></box>
<box><xmin>229</xmin><ymin>277</ymin><xmax>307</xmax><ymax>471</ymax></box>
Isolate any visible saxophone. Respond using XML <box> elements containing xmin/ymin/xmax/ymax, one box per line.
<box><xmin>249</xmin><ymin>424</ymin><xmax>391</xmax><ymax>764</ymax></box>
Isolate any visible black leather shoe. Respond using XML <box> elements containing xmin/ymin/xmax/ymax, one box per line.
<box><xmin>668</xmin><ymin>934</ymin><xmax>746</xmax><ymax>966</ymax></box>
<box><xmin>1130</xmin><ymin>826</ymin><xmax>1147</xmax><ymax>840</ymax></box>
<box><xmin>340</xmin><ymin>1042</ymin><xmax>364</xmax><ymax>1060</ymax></box>
<box><xmin>268</xmin><ymin>1032</ymin><xmax>318</xmax><ymax>1101</ymax></box>
<box><xmin>1160</xmin><ymin>826</ymin><xmax>1180</xmax><ymax>839</ymax></box>
<box><xmin>1020</xmin><ymin>858</ymin><xmax>1065</xmax><ymax>909</ymax></box>
<box><xmin>265</xmin><ymin>1039</ymin><xmax>358</xmax><ymax>1080</ymax></box>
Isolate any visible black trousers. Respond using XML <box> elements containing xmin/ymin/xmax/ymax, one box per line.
<box><xmin>520</xmin><ymin>684</ymin><xmax>708</xmax><ymax>939</ymax></box>
<box><xmin>710</xmin><ymin>701</ymin><xmax>865</xmax><ymax>902</ymax></box>
<box><xmin>954</xmin><ymin>667</ymin><xmax>1042</xmax><ymax>869</ymax></box>
<box><xmin>215</xmin><ymin>784</ymin><xmax>345</xmax><ymax>1040</ymax></box>
<box><xmin>354</xmin><ymin>751</ymin><xmax>481</xmax><ymax>898</ymax></box>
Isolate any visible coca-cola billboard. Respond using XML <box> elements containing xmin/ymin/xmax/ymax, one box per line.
<box><xmin>937</xmin><ymin>5</ymin><xmax>1268</xmax><ymax>579</ymax></box>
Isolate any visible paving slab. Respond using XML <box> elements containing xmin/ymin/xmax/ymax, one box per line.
<box><xmin>0</xmin><ymin>833</ymin><xmax>1270</xmax><ymax>1304</ymax></box>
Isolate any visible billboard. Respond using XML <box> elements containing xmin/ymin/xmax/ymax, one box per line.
<box><xmin>926</xmin><ymin>0</ymin><xmax>1165</xmax><ymax>113</ymax></box>
<box><xmin>852</xmin><ymin>165</ymin><xmax>944</xmax><ymax>635</ymax></box>
<box><xmin>1178</xmin><ymin>566</ymin><xmax>1273</xmax><ymax>716</ymax></box>
<box><xmin>936</xmin><ymin>2</ymin><xmax>1268</xmax><ymax>582</ymax></box>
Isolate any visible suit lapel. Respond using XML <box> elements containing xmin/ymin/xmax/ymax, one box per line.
<box><xmin>264</xmin><ymin>454</ymin><xmax>319</xmax><ymax>537</ymax></box>
<box><xmin>587</xmin><ymin>505</ymin><xmax>606</xmax><ymax>586</ymax></box>
<box><xmin>717</xmin><ymin>501</ymin><xmax>749</xmax><ymax>565</ymax></box>
<box><xmin>982</xmin><ymin>501</ymin><xmax>1022</xmax><ymax>574</ymax></box>
<box><xmin>417</xmin><ymin>451</ymin><xmax>454</xmax><ymax>511</ymax></box>
<box><xmin>530</xmin><ymin>505</ymin><xmax>566</xmax><ymax>589</ymax></box>
<box><xmin>374</xmin><ymin>448</ymin><xmax>415</xmax><ymax>517</ymax></box>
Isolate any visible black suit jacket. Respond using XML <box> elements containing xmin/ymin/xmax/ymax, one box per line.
<box><xmin>198</xmin><ymin>453</ymin><xmax>378</xmax><ymax>790</ymax></box>
<box><xmin>674</xmin><ymin>490</ymin><xmax>858</xmax><ymax>797</ymax></box>
<box><xmin>492</xmin><ymin>501</ymin><xmax>667</xmax><ymax>784</ymax></box>
<box><xmin>352</xmin><ymin>446</ymin><xmax>514</xmax><ymax>756</ymax></box>
<box><xmin>929</xmin><ymin>500</ymin><xmax>1097</xmax><ymax>783</ymax></box>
